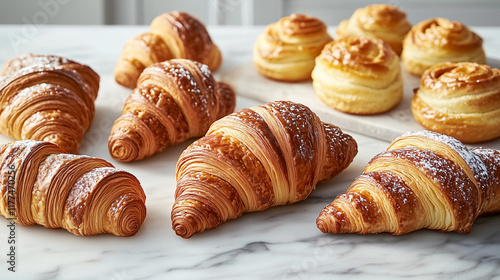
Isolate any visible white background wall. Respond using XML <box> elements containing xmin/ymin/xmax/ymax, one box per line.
<box><xmin>0</xmin><ymin>0</ymin><xmax>499</xmax><ymax>26</ymax></box>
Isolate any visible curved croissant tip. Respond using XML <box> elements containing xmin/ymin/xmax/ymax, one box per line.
<box><xmin>316</xmin><ymin>217</ymin><xmax>330</xmax><ymax>233</ymax></box>
<box><xmin>316</xmin><ymin>206</ymin><xmax>348</xmax><ymax>234</ymax></box>
<box><xmin>172</xmin><ymin>210</ymin><xmax>201</xmax><ymax>239</ymax></box>
<box><xmin>108</xmin><ymin>137</ymin><xmax>139</xmax><ymax>162</ymax></box>
<box><xmin>173</xmin><ymin>223</ymin><xmax>195</xmax><ymax>239</ymax></box>
<box><xmin>109</xmin><ymin>198</ymin><xmax>147</xmax><ymax>237</ymax></box>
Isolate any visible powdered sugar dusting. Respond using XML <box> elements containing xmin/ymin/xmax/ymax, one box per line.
<box><xmin>472</xmin><ymin>147</ymin><xmax>500</xmax><ymax>187</ymax></box>
<box><xmin>264</xmin><ymin>101</ymin><xmax>318</xmax><ymax>161</ymax></box>
<box><xmin>400</xmin><ymin>130</ymin><xmax>490</xmax><ymax>190</ymax></box>
<box><xmin>388</xmin><ymin>147</ymin><xmax>478</xmax><ymax>225</ymax></box>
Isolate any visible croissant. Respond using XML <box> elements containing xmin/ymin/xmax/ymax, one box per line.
<box><xmin>253</xmin><ymin>13</ymin><xmax>332</xmax><ymax>82</ymax></box>
<box><xmin>114</xmin><ymin>11</ymin><xmax>222</xmax><ymax>89</ymax></box>
<box><xmin>412</xmin><ymin>62</ymin><xmax>500</xmax><ymax>143</ymax></box>
<box><xmin>316</xmin><ymin>130</ymin><xmax>500</xmax><ymax>235</ymax></box>
<box><xmin>0</xmin><ymin>53</ymin><xmax>99</xmax><ymax>154</ymax></box>
<box><xmin>401</xmin><ymin>18</ymin><xmax>486</xmax><ymax>76</ymax></box>
<box><xmin>172</xmin><ymin>100</ymin><xmax>358</xmax><ymax>238</ymax></box>
<box><xmin>109</xmin><ymin>59</ymin><xmax>236</xmax><ymax>162</ymax></box>
<box><xmin>0</xmin><ymin>140</ymin><xmax>146</xmax><ymax>236</ymax></box>
<box><xmin>336</xmin><ymin>4</ymin><xmax>412</xmax><ymax>55</ymax></box>
<box><xmin>312</xmin><ymin>36</ymin><xmax>403</xmax><ymax>114</ymax></box>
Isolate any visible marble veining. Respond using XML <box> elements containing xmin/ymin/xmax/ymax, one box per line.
<box><xmin>0</xmin><ymin>25</ymin><xmax>500</xmax><ymax>279</ymax></box>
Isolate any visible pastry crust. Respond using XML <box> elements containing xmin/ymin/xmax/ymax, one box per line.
<box><xmin>109</xmin><ymin>59</ymin><xmax>236</xmax><ymax>162</ymax></box>
<box><xmin>0</xmin><ymin>140</ymin><xmax>146</xmax><ymax>236</ymax></box>
<box><xmin>312</xmin><ymin>36</ymin><xmax>403</xmax><ymax>114</ymax></box>
<box><xmin>253</xmin><ymin>13</ymin><xmax>332</xmax><ymax>82</ymax></box>
<box><xmin>336</xmin><ymin>4</ymin><xmax>411</xmax><ymax>55</ymax></box>
<box><xmin>317</xmin><ymin>130</ymin><xmax>500</xmax><ymax>235</ymax></box>
<box><xmin>115</xmin><ymin>11</ymin><xmax>222</xmax><ymax>89</ymax></box>
<box><xmin>172</xmin><ymin>101</ymin><xmax>358</xmax><ymax>238</ymax></box>
<box><xmin>0</xmin><ymin>53</ymin><xmax>99</xmax><ymax>154</ymax></box>
<box><xmin>401</xmin><ymin>17</ymin><xmax>486</xmax><ymax>76</ymax></box>
<box><xmin>412</xmin><ymin>62</ymin><xmax>500</xmax><ymax>143</ymax></box>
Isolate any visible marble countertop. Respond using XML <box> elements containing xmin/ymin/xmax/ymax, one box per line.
<box><xmin>1</xmin><ymin>25</ymin><xmax>500</xmax><ymax>280</ymax></box>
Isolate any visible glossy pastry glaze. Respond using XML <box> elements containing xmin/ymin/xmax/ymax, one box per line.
<box><xmin>401</xmin><ymin>18</ymin><xmax>486</xmax><ymax>76</ymax></box>
<box><xmin>412</xmin><ymin>62</ymin><xmax>500</xmax><ymax>143</ymax></box>
<box><xmin>0</xmin><ymin>53</ymin><xmax>99</xmax><ymax>154</ymax></box>
<box><xmin>2</xmin><ymin>53</ymin><xmax>100</xmax><ymax>96</ymax></box>
<box><xmin>114</xmin><ymin>33</ymin><xmax>173</xmax><ymax>89</ymax></box>
<box><xmin>253</xmin><ymin>13</ymin><xmax>332</xmax><ymax>82</ymax></box>
<box><xmin>336</xmin><ymin>4</ymin><xmax>411</xmax><ymax>55</ymax></box>
<box><xmin>0</xmin><ymin>140</ymin><xmax>146</xmax><ymax>236</ymax></box>
<box><xmin>115</xmin><ymin>11</ymin><xmax>222</xmax><ymax>89</ymax></box>
<box><xmin>317</xmin><ymin>130</ymin><xmax>500</xmax><ymax>235</ymax></box>
<box><xmin>312</xmin><ymin>36</ymin><xmax>403</xmax><ymax>114</ymax></box>
<box><xmin>109</xmin><ymin>59</ymin><xmax>236</xmax><ymax>162</ymax></box>
<box><xmin>172</xmin><ymin>101</ymin><xmax>358</xmax><ymax>238</ymax></box>
<box><xmin>152</xmin><ymin>11</ymin><xmax>220</xmax><ymax>65</ymax></box>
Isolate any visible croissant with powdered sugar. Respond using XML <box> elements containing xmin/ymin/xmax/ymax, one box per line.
<box><xmin>0</xmin><ymin>140</ymin><xmax>146</xmax><ymax>236</ymax></box>
<box><xmin>0</xmin><ymin>53</ymin><xmax>99</xmax><ymax>154</ymax></box>
<box><xmin>172</xmin><ymin>101</ymin><xmax>358</xmax><ymax>238</ymax></box>
<box><xmin>317</xmin><ymin>130</ymin><xmax>500</xmax><ymax>235</ymax></box>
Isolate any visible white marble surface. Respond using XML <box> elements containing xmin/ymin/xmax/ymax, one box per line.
<box><xmin>0</xmin><ymin>25</ymin><xmax>500</xmax><ymax>279</ymax></box>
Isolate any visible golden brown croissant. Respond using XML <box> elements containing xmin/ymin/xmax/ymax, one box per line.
<box><xmin>253</xmin><ymin>13</ymin><xmax>333</xmax><ymax>82</ymax></box>
<box><xmin>317</xmin><ymin>130</ymin><xmax>500</xmax><ymax>235</ymax></box>
<box><xmin>401</xmin><ymin>18</ymin><xmax>486</xmax><ymax>76</ymax></box>
<box><xmin>336</xmin><ymin>4</ymin><xmax>412</xmax><ymax>55</ymax></box>
<box><xmin>172</xmin><ymin>100</ymin><xmax>358</xmax><ymax>238</ymax></box>
<box><xmin>412</xmin><ymin>62</ymin><xmax>500</xmax><ymax>143</ymax></box>
<box><xmin>312</xmin><ymin>36</ymin><xmax>403</xmax><ymax>114</ymax></box>
<box><xmin>0</xmin><ymin>140</ymin><xmax>146</xmax><ymax>236</ymax></box>
<box><xmin>0</xmin><ymin>53</ymin><xmax>99</xmax><ymax>154</ymax></box>
<box><xmin>114</xmin><ymin>11</ymin><xmax>222</xmax><ymax>89</ymax></box>
<box><xmin>109</xmin><ymin>59</ymin><xmax>236</xmax><ymax>162</ymax></box>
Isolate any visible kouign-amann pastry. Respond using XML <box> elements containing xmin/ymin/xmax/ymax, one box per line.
<box><xmin>0</xmin><ymin>53</ymin><xmax>99</xmax><ymax>154</ymax></box>
<box><xmin>253</xmin><ymin>13</ymin><xmax>333</xmax><ymax>82</ymax></box>
<box><xmin>172</xmin><ymin>101</ymin><xmax>358</xmax><ymax>238</ymax></box>
<box><xmin>312</xmin><ymin>36</ymin><xmax>403</xmax><ymax>114</ymax></box>
<box><xmin>109</xmin><ymin>59</ymin><xmax>236</xmax><ymax>162</ymax></box>
<box><xmin>401</xmin><ymin>17</ymin><xmax>486</xmax><ymax>76</ymax></box>
<box><xmin>317</xmin><ymin>130</ymin><xmax>500</xmax><ymax>235</ymax></box>
<box><xmin>412</xmin><ymin>62</ymin><xmax>500</xmax><ymax>143</ymax></box>
<box><xmin>0</xmin><ymin>140</ymin><xmax>146</xmax><ymax>236</ymax></box>
<box><xmin>336</xmin><ymin>4</ymin><xmax>412</xmax><ymax>55</ymax></box>
<box><xmin>115</xmin><ymin>11</ymin><xmax>222</xmax><ymax>88</ymax></box>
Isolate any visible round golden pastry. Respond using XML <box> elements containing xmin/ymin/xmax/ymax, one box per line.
<box><xmin>401</xmin><ymin>17</ymin><xmax>486</xmax><ymax>76</ymax></box>
<box><xmin>336</xmin><ymin>4</ymin><xmax>411</xmax><ymax>55</ymax></box>
<box><xmin>412</xmin><ymin>62</ymin><xmax>500</xmax><ymax>143</ymax></box>
<box><xmin>312</xmin><ymin>36</ymin><xmax>403</xmax><ymax>115</ymax></box>
<box><xmin>253</xmin><ymin>13</ymin><xmax>332</xmax><ymax>82</ymax></box>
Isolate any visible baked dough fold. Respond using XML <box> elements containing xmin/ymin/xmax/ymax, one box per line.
<box><xmin>115</xmin><ymin>11</ymin><xmax>222</xmax><ymax>88</ymax></box>
<box><xmin>172</xmin><ymin>101</ymin><xmax>358</xmax><ymax>238</ymax></box>
<box><xmin>253</xmin><ymin>13</ymin><xmax>332</xmax><ymax>82</ymax></box>
<box><xmin>317</xmin><ymin>130</ymin><xmax>500</xmax><ymax>235</ymax></box>
<box><xmin>109</xmin><ymin>59</ymin><xmax>236</xmax><ymax>162</ymax></box>
<box><xmin>0</xmin><ymin>140</ymin><xmax>146</xmax><ymax>236</ymax></box>
<box><xmin>312</xmin><ymin>36</ymin><xmax>403</xmax><ymax>114</ymax></box>
<box><xmin>0</xmin><ymin>53</ymin><xmax>99</xmax><ymax>154</ymax></box>
<box><xmin>336</xmin><ymin>4</ymin><xmax>411</xmax><ymax>55</ymax></box>
<box><xmin>401</xmin><ymin>17</ymin><xmax>486</xmax><ymax>76</ymax></box>
<box><xmin>412</xmin><ymin>62</ymin><xmax>500</xmax><ymax>143</ymax></box>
